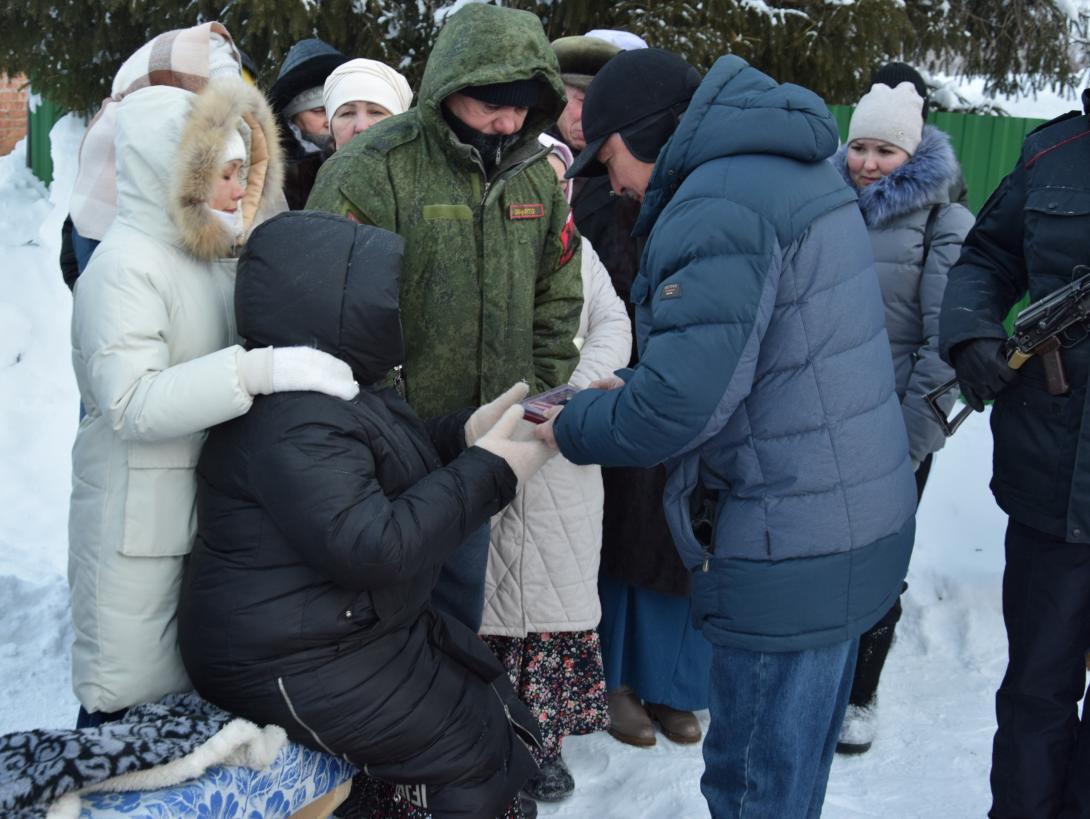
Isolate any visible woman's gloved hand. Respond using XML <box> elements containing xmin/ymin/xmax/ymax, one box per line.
<box><xmin>475</xmin><ymin>405</ymin><xmax>557</xmax><ymax>485</ymax></box>
<box><xmin>238</xmin><ymin>347</ymin><xmax>360</xmax><ymax>400</ymax></box>
<box><xmin>464</xmin><ymin>381</ymin><xmax>530</xmax><ymax>446</ymax></box>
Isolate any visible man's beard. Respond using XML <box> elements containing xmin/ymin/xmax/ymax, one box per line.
<box><xmin>443</xmin><ymin>109</ymin><xmax>520</xmax><ymax>174</ymax></box>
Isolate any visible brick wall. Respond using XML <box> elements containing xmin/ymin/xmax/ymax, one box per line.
<box><xmin>0</xmin><ymin>74</ymin><xmax>29</xmax><ymax>156</ymax></box>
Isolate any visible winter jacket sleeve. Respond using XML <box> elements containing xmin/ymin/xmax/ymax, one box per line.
<box><xmin>902</xmin><ymin>203</ymin><xmax>974</xmax><ymax>465</ymax></box>
<box><xmin>425</xmin><ymin>407</ymin><xmax>476</xmax><ymax>465</ymax></box>
<box><xmin>569</xmin><ymin>238</ymin><xmax>632</xmax><ymax>388</ymax></box>
<box><xmin>940</xmin><ymin>160</ymin><xmax>1028</xmax><ymax>363</ymax></box>
<box><xmin>531</xmin><ymin>185</ymin><xmax>584</xmax><ymax>393</ymax></box>
<box><xmin>555</xmin><ymin>200</ymin><xmax>781</xmax><ymax>468</ymax></box>
<box><xmin>72</xmin><ymin>258</ymin><xmax>254</xmax><ymax>441</ymax></box>
<box><xmin>247</xmin><ymin>413</ymin><xmax>517</xmax><ymax>590</ymax></box>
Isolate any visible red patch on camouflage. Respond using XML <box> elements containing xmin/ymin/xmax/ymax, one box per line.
<box><xmin>557</xmin><ymin>211</ymin><xmax>576</xmax><ymax>268</ymax></box>
<box><xmin>509</xmin><ymin>203</ymin><xmax>545</xmax><ymax>220</ymax></box>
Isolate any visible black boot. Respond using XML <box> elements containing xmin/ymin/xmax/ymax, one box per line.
<box><xmin>522</xmin><ymin>757</ymin><xmax>575</xmax><ymax>802</ymax></box>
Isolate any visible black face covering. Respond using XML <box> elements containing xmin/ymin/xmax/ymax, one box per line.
<box><xmin>442</xmin><ymin>106</ymin><xmax>521</xmax><ymax>175</ymax></box>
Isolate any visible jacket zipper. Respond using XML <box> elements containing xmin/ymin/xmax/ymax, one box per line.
<box><xmin>277</xmin><ymin>676</ymin><xmax>344</xmax><ymax>759</ymax></box>
<box><xmin>490</xmin><ymin>681</ymin><xmax>544</xmax><ymax>756</ymax></box>
<box><xmin>701</xmin><ymin>512</ymin><xmax>718</xmax><ymax>573</ymax></box>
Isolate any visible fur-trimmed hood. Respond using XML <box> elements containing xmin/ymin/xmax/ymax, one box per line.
<box><xmin>113</xmin><ymin>79</ymin><xmax>283</xmax><ymax>260</ymax></box>
<box><xmin>833</xmin><ymin>125</ymin><xmax>959</xmax><ymax>227</ymax></box>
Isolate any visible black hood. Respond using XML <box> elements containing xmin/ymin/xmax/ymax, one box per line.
<box><xmin>236</xmin><ymin>211</ymin><xmax>406</xmax><ymax>386</ymax></box>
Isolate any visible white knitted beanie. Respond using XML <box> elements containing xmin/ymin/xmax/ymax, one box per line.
<box><xmin>323</xmin><ymin>59</ymin><xmax>413</xmax><ymax>122</ymax></box>
<box><xmin>848</xmin><ymin>82</ymin><xmax>925</xmax><ymax>156</ymax></box>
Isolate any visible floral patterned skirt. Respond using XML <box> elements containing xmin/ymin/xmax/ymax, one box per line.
<box><xmin>482</xmin><ymin>630</ymin><xmax>610</xmax><ymax>764</ymax></box>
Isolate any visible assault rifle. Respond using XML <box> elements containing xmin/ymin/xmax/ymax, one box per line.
<box><xmin>926</xmin><ymin>265</ymin><xmax>1090</xmax><ymax>436</ymax></box>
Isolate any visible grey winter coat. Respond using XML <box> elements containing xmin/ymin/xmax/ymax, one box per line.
<box><xmin>834</xmin><ymin>126</ymin><xmax>974</xmax><ymax>466</ymax></box>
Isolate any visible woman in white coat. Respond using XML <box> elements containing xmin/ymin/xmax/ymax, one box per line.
<box><xmin>68</xmin><ymin>78</ymin><xmax>358</xmax><ymax>727</ymax></box>
<box><xmin>480</xmin><ymin>134</ymin><xmax>632</xmax><ymax>803</ymax></box>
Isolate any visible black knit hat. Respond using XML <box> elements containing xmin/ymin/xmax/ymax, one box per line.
<box><xmin>566</xmin><ymin>48</ymin><xmax>701</xmax><ymax>178</ymax></box>
<box><xmin>871</xmin><ymin>62</ymin><xmax>930</xmax><ymax>119</ymax></box>
<box><xmin>461</xmin><ymin>79</ymin><xmax>543</xmax><ymax>108</ymax></box>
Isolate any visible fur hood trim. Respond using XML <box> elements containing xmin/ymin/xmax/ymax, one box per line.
<box><xmin>833</xmin><ymin>125</ymin><xmax>959</xmax><ymax>227</ymax></box>
<box><xmin>171</xmin><ymin>78</ymin><xmax>283</xmax><ymax>260</ymax></box>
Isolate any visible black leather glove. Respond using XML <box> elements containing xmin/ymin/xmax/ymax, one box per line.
<box><xmin>950</xmin><ymin>338</ymin><xmax>1018</xmax><ymax>412</ymax></box>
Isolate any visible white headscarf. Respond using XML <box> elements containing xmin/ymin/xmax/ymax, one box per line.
<box><xmin>323</xmin><ymin>59</ymin><xmax>413</xmax><ymax>122</ymax></box>
<box><xmin>584</xmin><ymin>29</ymin><xmax>649</xmax><ymax>51</ymax></box>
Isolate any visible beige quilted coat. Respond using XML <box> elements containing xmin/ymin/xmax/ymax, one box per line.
<box><xmin>68</xmin><ymin>79</ymin><xmax>282</xmax><ymax>713</ymax></box>
<box><xmin>481</xmin><ymin>238</ymin><xmax>631</xmax><ymax>636</ymax></box>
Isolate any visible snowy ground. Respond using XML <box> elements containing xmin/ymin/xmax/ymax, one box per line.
<box><xmin>0</xmin><ymin>94</ymin><xmax>1063</xmax><ymax>816</ymax></box>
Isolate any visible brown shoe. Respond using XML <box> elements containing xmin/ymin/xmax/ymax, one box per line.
<box><xmin>644</xmin><ymin>701</ymin><xmax>703</xmax><ymax>744</ymax></box>
<box><xmin>606</xmin><ymin>686</ymin><xmax>656</xmax><ymax>747</ymax></box>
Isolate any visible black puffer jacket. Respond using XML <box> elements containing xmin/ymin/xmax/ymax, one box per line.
<box><xmin>940</xmin><ymin>93</ymin><xmax>1090</xmax><ymax>543</ymax></box>
<box><xmin>178</xmin><ymin>211</ymin><xmax>540</xmax><ymax>818</ymax></box>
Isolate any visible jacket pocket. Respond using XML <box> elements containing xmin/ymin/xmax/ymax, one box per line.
<box><xmin>422</xmin><ymin>204</ymin><xmax>473</xmax><ymax>221</ymax></box>
<box><xmin>1024</xmin><ymin>187</ymin><xmax>1090</xmax><ymax>271</ymax></box>
<box><xmin>120</xmin><ymin>435</ymin><xmax>203</xmax><ymax>557</ymax></box>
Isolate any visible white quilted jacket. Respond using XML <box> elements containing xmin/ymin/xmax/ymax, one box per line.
<box><xmin>481</xmin><ymin>238</ymin><xmax>631</xmax><ymax>636</ymax></box>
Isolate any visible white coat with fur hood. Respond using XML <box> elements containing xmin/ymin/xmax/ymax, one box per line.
<box><xmin>481</xmin><ymin>238</ymin><xmax>631</xmax><ymax>636</ymax></box>
<box><xmin>68</xmin><ymin>78</ymin><xmax>283</xmax><ymax>713</ymax></box>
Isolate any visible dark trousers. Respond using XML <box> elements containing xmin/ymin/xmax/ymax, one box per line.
<box><xmin>847</xmin><ymin>453</ymin><xmax>932</xmax><ymax>707</ymax></box>
<box><xmin>989</xmin><ymin>518</ymin><xmax>1090</xmax><ymax>819</ymax></box>
<box><xmin>76</xmin><ymin>705</ymin><xmax>126</xmax><ymax>729</ymax></box>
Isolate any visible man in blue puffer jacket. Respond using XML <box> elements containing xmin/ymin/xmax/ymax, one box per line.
<box><xmin>539</xmin><ymin>49</ymin><xmax>918</xmax><ymax>818</ymax></box>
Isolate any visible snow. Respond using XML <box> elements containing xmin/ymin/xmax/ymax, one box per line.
<box><xmin>0</xmin><ymin>108</ymin><xmax>1031</xmax><ymax>817</ymax></box>
<box><xmin>933</xmin><ymin>69</ymin><xmax>1090</xmax><ymax>120</ymax></box>
<box><xmin>0</xmin><ymin>115</ymin><xmax>84</xmax><ymax>735</ymax></box>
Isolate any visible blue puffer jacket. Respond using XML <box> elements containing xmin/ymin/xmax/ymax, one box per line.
<box><xmin>555</xmin><ymin>56</ymin><xmax>918</xmax><ymax>652</ymax></box>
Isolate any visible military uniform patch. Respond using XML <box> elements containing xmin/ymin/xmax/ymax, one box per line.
<box><xmin>509</xmin><ymin>203</ymin><xmax>545</xmax><ymax>220</ymax></box>
<box><xmin>557</xmin><ymin>211</ymin><xmax>577</xmax><ymax>269</ymax></box>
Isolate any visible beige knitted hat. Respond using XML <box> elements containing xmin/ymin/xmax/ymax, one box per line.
<box><xmin>848</xmin><ymin>82</ymin><xmax>924</xmax><ymax>156</ymax></box>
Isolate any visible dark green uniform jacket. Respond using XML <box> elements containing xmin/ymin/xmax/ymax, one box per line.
<box><xmin>307</xmin><ymin>4</ymin><xmax>583</xmax><ymax>418</ymax></box>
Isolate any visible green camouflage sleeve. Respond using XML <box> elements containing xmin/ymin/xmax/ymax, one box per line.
<box><xmin>305</xmin><ymin>150</ymin><xmax>394</xmax><ymax>229</ymax></box>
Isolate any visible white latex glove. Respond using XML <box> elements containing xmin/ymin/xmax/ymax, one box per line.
<box><xmin>464</xmin><ymin>381</ymin><xmax>531</xmax><ymax>446</ymax></box>
<box><xmin>475</xmin><ymin>405</ymin><xmax>557</xmax><ymax>485</ymax></box>
<box><xmin>238</xmin><ymin>347</ymin><xmax>359</xmax><ymax>400</ymax></box>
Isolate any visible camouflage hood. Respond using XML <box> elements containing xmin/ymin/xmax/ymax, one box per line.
<box><xmin>418</xmin><ymin>4</ymin><xmax>566</xmax><ymax>153</ymax></box>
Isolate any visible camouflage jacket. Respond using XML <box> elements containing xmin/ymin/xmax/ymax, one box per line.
<box><xmin>307</xmin><ymin>4</ymin><xmax>583</xmax><ymax>418</ymax></box>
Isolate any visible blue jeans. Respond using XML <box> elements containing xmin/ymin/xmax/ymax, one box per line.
<box><xmin>432</xmin><ymin>523</ymin><xmax>490</xmax><ymax>632</ymax></box>
<box><xmin>701</xmin><ymin>638</ymin><xmax>858</xmax><ymax>819</ymax></box>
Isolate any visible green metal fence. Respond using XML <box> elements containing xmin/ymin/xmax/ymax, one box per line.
<box><xmin>827</xmin><ymin>104</ymin><xmax>1048</xmax><ymax>214</ymax></box>
<box><xmin>26</xmin><ymin>96</ymin><xmax>65</xmax><ymax>186</ymax></box>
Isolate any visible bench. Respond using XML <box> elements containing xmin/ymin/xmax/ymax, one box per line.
<box><xmin>74</xmin><ymin>741</ymin><xmax>356</xmax><ymax>818</ymax></box>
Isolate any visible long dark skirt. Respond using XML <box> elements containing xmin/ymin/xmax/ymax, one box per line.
<box><xmin>483</xmin><ymin>630</ymin><xmax>610</xmax><ymax>764</ymax></box>
<box><xmin>598</xmin><ymin>572</ymin><xmax>712</xmax><ymax>711</ymax></box>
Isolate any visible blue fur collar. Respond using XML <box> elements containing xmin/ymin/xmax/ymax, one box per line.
<box><xmin>833</xmin><ymin>125</ymin><xmax>959</xmax><ymax>227</ymax></box>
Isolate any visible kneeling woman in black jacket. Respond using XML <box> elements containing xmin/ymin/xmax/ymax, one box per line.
<box><xmin>178</xmin><ymin>211</ymin><xmax>552</xmax><ymax>819</ymax></box>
